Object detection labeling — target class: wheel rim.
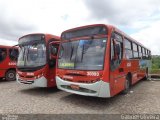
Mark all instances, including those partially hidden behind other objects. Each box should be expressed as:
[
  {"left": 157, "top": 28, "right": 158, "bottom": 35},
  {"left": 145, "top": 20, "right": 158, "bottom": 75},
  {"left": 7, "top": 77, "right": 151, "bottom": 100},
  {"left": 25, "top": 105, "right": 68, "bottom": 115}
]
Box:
[{"left": 8, "top": 72, "right": 15, "bottom": 79}]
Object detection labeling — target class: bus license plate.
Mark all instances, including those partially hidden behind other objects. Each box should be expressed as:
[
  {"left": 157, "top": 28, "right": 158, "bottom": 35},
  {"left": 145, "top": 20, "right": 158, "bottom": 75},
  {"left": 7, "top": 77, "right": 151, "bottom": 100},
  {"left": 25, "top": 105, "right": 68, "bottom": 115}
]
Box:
[{"left": 70, "top": 84, "right": 80, "bottom": 90}]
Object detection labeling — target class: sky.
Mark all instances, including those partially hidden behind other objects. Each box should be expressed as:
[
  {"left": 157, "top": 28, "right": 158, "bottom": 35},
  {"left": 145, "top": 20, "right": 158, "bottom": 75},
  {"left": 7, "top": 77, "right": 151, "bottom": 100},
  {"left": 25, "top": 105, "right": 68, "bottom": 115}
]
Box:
[{"left": 0, "top": 0, "right": 160, "bottom": 55}]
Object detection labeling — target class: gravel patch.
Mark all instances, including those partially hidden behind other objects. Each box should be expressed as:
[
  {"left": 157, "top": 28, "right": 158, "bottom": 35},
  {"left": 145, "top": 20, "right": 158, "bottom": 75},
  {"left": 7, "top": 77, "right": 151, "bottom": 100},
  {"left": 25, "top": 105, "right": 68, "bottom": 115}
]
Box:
[{"left": 0, "top": 79, "right": 159, "bottom": 114}]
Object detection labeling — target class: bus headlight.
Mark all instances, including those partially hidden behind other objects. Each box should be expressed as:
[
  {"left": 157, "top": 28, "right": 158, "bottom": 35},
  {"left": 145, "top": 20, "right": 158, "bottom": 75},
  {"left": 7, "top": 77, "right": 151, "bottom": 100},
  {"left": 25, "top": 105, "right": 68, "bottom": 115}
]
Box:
[{"left": 38, "top": 75, "right": 40, "bottom": 78}]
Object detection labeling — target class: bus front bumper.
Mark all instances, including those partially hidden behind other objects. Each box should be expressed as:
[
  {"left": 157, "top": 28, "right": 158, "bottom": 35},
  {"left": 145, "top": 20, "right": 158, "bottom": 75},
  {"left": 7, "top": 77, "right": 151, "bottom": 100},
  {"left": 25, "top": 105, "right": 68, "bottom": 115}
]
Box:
[
  {"left": 16, "top": 74, "right": 47, "bottom": 87},
  {"left": 56, "top": 76, "right": 111, "bottom": 98}
]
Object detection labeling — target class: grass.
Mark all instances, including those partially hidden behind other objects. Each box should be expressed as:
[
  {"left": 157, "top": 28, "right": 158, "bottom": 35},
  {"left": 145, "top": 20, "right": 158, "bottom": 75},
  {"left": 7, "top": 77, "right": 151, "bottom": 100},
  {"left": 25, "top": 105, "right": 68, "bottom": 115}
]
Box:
[
  {"left": 150, "top": 69, "right": 160, "bottom": 74},
  {"left": 151, "top": 55, "right": 160, "bottom": 74}
]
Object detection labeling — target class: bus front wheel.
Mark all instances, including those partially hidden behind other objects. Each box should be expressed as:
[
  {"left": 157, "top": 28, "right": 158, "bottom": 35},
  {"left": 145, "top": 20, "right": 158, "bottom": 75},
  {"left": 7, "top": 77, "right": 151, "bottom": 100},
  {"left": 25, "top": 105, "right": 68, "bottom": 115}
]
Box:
[{"left": 5, "top": 70, "right": 16, "bottom": 81}]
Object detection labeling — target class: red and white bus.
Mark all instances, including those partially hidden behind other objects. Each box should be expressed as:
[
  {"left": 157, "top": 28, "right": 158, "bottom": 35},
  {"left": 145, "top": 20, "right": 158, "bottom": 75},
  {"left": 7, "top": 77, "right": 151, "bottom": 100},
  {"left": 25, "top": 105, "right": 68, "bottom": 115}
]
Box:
[
  {"left": 16, "top": 33, "right": 60, "bottom": 87},
  {"left": 56, "top": 24, "right": 151, "bottom": 98},
  {"left": 0, "top": 45, "right": 18, "bottom": 81}
]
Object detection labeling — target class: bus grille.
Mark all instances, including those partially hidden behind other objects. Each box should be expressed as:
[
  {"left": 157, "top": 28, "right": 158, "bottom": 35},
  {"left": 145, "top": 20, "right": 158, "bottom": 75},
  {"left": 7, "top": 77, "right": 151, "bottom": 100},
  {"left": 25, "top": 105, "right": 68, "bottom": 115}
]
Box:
[
  {"left": 61, "top": 85, "right": 96, "bottom": 93},
  {"left": 18, "top": 79, "right": 34, "bottom": 84},
  {"left": 63, "top": 78, "right": 100, "bottom": 83}
]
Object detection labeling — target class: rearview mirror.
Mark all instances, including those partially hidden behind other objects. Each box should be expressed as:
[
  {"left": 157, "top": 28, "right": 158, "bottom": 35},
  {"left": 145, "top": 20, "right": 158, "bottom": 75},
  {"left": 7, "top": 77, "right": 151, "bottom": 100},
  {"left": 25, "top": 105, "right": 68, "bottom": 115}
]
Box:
[{"left": 50, "top": 46, "right": 57, "bottom": 56}]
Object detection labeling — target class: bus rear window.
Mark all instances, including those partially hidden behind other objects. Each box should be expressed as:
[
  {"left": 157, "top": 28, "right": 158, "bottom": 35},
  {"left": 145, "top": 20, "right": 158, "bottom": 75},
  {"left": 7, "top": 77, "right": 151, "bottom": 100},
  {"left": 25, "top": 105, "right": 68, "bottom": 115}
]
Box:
[{"left": 61, "top": 26, "right": 107, "bottom": 40}]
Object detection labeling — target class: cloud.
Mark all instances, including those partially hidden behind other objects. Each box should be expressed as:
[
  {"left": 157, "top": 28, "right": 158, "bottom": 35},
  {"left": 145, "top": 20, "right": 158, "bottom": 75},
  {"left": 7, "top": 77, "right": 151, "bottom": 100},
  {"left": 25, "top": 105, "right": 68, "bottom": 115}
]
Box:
[
  {"left": 131, "top": 21, "right": 160, "bottom": 55},
  {"left": 0, "top": 39, "right": 17, "bottom": 46},
  {"left": 84, "top": 0, "right": 160, "bottom": 55},
  {"left": 0, "top": 0, "right": 160, "bottom": 55},
  {"left": 0, "top": 0, "right": 39, "bottom": 43},
  {"left": 0, "top": 0, "right": 92, "bottom": 47},
  {"left": 0, "top": 0, "right": 90, "bottom": 46},
  {"left": 84, "top": 0, "right": 160, "bottom": 27}
]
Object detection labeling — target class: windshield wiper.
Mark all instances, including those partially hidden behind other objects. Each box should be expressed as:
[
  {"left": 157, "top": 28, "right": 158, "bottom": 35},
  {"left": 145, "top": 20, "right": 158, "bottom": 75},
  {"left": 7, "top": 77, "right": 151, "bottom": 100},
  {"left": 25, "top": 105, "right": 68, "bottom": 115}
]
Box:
[
  {"left": 26, "top": 46, "right": 30, "bottom": 61},
  {"left": 81, "top": 44, "right": 85, "bottom": 62},
  {"left": 70, "top": 46, "right": 74, "bottom": 60},
  {"left": 23, "top": 47, "right": 27, "bottom": 66},
  {"left": 81, "top": 43, "right": 90, "bottom": 62}
]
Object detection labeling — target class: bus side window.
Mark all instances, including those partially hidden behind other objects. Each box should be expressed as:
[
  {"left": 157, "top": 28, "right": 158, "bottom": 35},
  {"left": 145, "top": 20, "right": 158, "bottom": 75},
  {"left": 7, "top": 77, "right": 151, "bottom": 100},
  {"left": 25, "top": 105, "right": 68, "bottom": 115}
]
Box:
[
  {"left": 110, "top": 33, "right": 123, "bottom": 71},
  {"left": 124, "top": 38, "right": 133, "bottom": 59},
  {"left": 0, "top": 48, "right": 7, "bottom": 62},
  {"left": 9, "top": 49, "right": 19, "bottom": 61}
]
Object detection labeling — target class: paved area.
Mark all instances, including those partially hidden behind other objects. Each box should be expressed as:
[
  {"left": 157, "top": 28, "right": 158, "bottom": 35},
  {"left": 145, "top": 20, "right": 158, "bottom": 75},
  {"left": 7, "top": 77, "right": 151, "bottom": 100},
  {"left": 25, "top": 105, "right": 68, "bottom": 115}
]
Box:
[{"left": 0, "top": 79, "right": 160, "bottom": 114}]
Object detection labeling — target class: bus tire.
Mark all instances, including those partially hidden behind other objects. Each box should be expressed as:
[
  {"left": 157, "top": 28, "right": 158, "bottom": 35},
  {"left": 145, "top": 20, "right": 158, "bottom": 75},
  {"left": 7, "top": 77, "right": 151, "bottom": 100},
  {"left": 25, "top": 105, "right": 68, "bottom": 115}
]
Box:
[
  {"left": 144, "top": 68, "right": 148, "bottom": 80},
  {"left": 5, "top": 70, "right": 16, "bottom": 81},
  {"left": 122, "top": 76, "right": 130, "bottom": 94}
]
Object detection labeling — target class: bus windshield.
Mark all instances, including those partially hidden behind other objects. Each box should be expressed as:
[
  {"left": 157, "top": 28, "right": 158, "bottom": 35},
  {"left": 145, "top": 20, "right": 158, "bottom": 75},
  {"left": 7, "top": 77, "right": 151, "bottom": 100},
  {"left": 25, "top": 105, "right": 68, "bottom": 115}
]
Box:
[
  {"left": 58, "top": 38, "right": 107, "bottom": 70},
  {"left": 17, "top": 35, "right": 46, "bottom": 68}
]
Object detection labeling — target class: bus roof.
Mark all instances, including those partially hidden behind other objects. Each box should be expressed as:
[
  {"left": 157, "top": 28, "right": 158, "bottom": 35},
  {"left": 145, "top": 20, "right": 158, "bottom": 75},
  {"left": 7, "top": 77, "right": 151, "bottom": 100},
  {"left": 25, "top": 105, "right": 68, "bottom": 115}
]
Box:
[
  {"left": 0, "top": 45, "right": 16, "bottom": 48},
  {"left": 61, "top": 24, "right": 150, "bottom": 51},
  {"left": 61, "top": 24, "right": 107, "bottom": 35},
  {"left": 19, "top": 33, "right": 60, "bottom": 42}
]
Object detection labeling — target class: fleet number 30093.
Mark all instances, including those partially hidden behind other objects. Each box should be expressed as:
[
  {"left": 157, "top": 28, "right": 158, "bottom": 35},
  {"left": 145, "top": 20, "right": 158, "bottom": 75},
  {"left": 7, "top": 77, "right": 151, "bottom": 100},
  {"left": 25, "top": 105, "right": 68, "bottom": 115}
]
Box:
[{"left": 87, "top": 72, "right": 99, "bottom": 76}]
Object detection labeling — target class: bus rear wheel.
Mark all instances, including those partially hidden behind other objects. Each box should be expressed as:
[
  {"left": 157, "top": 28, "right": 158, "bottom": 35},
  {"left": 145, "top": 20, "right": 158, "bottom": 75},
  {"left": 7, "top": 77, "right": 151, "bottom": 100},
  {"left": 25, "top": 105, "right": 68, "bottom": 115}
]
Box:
[
  {"left": 5, "top": 70, "right": 16, "bottom": 81},
  {"left": 144, "top": 68, "right": 149, "bottom": 80},
  {"left": 122, "top": 76, "right": 130, "bottom": 94}
]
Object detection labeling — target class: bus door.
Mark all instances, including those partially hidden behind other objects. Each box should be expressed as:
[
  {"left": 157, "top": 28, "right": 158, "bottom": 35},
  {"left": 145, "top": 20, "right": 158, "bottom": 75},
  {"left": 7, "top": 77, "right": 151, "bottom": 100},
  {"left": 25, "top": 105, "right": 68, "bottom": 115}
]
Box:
[
  {"left": 110, "top": 33, "right": 125, "bottom": 95},
  {"left": 48, "top": 42, "right": 59, "bottom": 86}
]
